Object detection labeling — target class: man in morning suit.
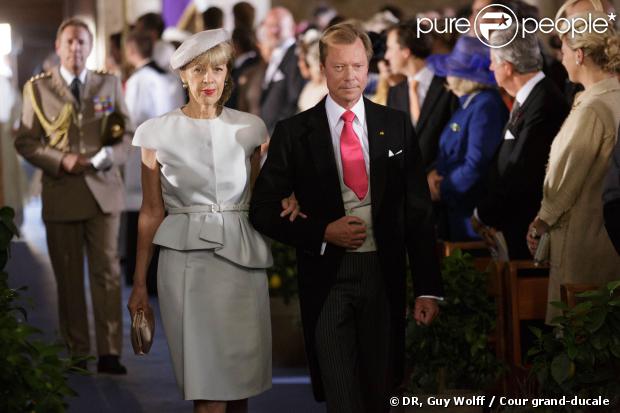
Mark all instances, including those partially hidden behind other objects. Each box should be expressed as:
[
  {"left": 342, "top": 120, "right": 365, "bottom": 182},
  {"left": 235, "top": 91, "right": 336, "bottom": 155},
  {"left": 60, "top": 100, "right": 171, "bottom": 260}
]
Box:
[
  {"left": 384, "top": 20, "right": 458, "bottom": 171},
  {"left": 250, "top": 22, "right": 443, "bottom": 412},
  {"left": 259, "top": 7, "right": 305, "bottom": 134},
  {"left": 15, "top": 18, "right": 130, "bottom": 374},
  {"left": 474, "top": 28, "right": 569, "bottom": 259}
]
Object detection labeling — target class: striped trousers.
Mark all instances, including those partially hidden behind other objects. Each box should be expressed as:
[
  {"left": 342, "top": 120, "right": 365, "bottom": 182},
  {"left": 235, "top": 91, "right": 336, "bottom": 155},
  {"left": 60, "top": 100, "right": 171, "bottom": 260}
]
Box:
[{"left": 314, "top": 252, "right": 392, "bottom": 413}]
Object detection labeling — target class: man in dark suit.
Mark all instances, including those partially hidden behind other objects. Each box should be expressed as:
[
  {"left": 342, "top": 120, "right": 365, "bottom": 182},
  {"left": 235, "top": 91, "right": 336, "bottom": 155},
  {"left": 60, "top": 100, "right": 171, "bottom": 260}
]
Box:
[
  {"left": 474, "top": 28, "right": 569, "bottom": 259},
  {"left": 384, "top": 21, "right": 458, "bottom": 171},
  {"left": 259, "top": 7, "right": 305, "bottom": 134},
  {"left": 603, "top": 125, "right": 620, "bottom": 255},
  {"left": 250, "top": 23, "right": 442, "bottom": 412}
]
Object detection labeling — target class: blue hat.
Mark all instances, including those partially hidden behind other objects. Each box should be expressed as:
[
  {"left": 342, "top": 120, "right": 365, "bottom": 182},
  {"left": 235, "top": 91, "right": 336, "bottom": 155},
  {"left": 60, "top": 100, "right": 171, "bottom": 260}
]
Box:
[{"left": 427, "top": 36, "right": 496, "bottom": 86}]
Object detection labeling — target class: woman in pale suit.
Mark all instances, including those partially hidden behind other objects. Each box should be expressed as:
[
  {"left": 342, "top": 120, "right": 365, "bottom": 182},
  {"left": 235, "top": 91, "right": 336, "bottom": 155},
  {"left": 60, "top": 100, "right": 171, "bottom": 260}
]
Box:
[
  {"left": 127, "top": 29, "right": 298, "bottom": 413},
  {"left": 527, "top": 12, "right": 620, "bottom": 323}
]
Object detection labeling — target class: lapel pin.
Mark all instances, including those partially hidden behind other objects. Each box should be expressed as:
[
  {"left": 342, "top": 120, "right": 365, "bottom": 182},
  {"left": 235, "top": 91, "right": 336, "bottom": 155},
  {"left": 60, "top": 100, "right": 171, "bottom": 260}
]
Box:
[{"left": 450, "top": 122, "right": 461, "bottom": 132}]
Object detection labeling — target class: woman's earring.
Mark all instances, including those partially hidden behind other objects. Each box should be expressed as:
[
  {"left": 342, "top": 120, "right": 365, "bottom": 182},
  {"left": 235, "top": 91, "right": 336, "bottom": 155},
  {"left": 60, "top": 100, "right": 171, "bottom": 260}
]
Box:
[{"left": 182, "top": 82, "right": 188, "bottom": 89}]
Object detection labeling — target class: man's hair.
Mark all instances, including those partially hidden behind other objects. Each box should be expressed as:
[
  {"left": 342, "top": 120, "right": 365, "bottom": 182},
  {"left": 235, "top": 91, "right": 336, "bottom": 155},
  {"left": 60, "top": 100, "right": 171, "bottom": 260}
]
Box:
[
  {"left": 319, "top": 21, "right": 373, "bottom": 65},
  {"left": 125, "top": 30, "right": 154, "bottom": 60},
  {"left": 136, "top": 13, "right": 165, "bottom": 38},
  {"left": 232, "top": 28, "right": 258, "bottom": 54},
  {"left": 389, "top": 20, "right": 432, "bottom": 60},
  {"left": 202, "top": 7, "right": 224, "bottom": 30},
  {"left": 56, "top": 18, "right": 93, "bottom": 42},
  {"left": 490, "top": 26, "right": 542, "bottom": 73},
  {"left": 233, "top": 2, "right": 255, "bottom": 30}
]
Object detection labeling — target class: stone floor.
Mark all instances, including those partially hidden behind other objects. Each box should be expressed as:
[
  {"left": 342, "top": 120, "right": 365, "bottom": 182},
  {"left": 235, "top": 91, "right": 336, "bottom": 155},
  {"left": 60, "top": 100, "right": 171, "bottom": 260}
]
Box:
[{"left": 6, "top": 198, "right": 323, "bottom": 413}]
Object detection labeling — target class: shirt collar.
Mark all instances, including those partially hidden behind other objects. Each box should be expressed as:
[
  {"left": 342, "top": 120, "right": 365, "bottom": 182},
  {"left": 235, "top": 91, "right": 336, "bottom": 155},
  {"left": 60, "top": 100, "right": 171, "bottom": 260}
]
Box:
[
  {"left": 459, "top": 91, "right": 481, "bottom": 109},
  {"left": 59, "top": 65, "right": 87, "bottom": 86},
  {"left": 325, "top": 94, "right": 366, "bottom": 128},
  {"left": 275, "top": 37, "right": 295, "bottom": 54},
  {"left": 515, "top": 71, "right": 545, "bottom": 105},
  {"left": 409, "top": 65, "right": 433, "bottom": 86}
]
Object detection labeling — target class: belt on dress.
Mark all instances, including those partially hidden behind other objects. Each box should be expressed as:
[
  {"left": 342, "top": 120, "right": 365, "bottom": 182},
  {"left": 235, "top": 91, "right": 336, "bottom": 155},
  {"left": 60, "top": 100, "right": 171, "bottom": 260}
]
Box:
[{"left": 167, "top": 204, "right": 249, "bottom": 214}]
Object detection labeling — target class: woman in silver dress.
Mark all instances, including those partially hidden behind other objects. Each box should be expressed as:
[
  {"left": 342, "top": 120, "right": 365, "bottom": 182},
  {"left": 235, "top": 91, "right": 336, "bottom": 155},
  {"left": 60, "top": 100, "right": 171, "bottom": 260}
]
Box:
[{"left": 127, "top": 29, "right": 299, "bottom": 413}]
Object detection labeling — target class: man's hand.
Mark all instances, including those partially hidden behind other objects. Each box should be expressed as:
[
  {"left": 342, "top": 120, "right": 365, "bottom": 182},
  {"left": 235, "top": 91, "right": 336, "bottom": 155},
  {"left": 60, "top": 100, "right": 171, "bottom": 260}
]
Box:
[
  {"left": 324, "top": 216, "right": 367, "bottom": 249},
  {"left": 280, "top": 193, "right": 307, "bottom": 222},
  {"left": 427, "top": 169, "right": 443, "bottom": 201},
  {"left": 413, "top": 297, "right": 439, "bottom": 325},
  {"left": 61, "top": 153, "right": 90, "bottom": 174}
]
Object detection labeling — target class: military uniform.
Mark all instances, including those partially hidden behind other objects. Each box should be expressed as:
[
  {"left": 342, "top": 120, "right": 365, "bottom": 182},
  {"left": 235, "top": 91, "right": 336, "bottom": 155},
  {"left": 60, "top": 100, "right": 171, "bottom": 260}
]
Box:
[{"left": 15, "top": 65, "right": 130, "bottom": 357}]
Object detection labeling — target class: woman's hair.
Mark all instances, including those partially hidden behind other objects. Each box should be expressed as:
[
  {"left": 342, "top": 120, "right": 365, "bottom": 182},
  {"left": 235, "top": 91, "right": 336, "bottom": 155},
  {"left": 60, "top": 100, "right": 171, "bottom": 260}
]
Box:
[
  {"left": 180, "top": 41, "right": 235, "bottom": 106},
  {"left": 560, "top": 11, "right": 620, "bottom": 74},
  {"left": 446, "top": 76, "right": 489, "bottom": 96}
]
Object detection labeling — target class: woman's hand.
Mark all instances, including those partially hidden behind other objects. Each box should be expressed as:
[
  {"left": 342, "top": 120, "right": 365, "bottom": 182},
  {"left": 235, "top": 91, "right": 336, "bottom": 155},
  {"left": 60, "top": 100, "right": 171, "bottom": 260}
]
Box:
[
  {"left": 427, "top": 170, "right": 444, "bottom": 202},
  {"left": 127, "top": 283, "right": 151, "bottom": 319},
  {"left": 280, "top": 193, "right": 307, "bottom": 222},
  {"left": 526, "top": 217, "right": 549, "bottom": 256}
]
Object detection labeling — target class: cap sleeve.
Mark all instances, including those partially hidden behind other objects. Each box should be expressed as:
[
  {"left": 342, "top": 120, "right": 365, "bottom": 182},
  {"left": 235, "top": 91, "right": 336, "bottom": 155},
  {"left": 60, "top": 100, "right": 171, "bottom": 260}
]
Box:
[
  {"left": 132, "top": 119, "right": 158, "bottom": 150},
  {"left": 254, "top": 117, "right": 269, "bottom": 146}
]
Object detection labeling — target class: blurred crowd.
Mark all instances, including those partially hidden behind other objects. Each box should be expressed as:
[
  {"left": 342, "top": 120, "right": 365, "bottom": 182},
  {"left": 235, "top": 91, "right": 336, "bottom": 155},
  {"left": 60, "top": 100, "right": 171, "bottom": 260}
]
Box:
[{"left": 2, "top": 0, "right": 620, "bottom": 319}]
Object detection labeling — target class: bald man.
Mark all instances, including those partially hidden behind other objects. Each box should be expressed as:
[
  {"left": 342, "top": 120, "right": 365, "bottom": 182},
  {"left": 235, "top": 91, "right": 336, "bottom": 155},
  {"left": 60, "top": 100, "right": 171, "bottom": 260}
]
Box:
[{"left": 259, "top": 7, "right": 305, "bottom": 134}]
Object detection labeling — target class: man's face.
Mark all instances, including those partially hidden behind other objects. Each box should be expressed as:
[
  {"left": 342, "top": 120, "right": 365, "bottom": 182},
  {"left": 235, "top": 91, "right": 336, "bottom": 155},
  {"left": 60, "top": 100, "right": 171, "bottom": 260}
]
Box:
[
  {"left": 321, "top": 38, "right": 369, "bottom": 109},
  {"left": 384, "top": 30, "right": 409, "bottom": 75},
  {"left": 56, "top": 25, "right": 92, "bottom": 74},
  {"left": 489, "top": 51, "right": 510, "bottom": 94},
  {"left": 262, "top": 11, "right": 281, "bottom": 46}
]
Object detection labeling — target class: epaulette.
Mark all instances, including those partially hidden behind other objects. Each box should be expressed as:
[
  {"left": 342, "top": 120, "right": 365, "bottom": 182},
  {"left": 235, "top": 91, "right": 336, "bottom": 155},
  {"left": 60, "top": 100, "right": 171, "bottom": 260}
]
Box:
[
  {"left": 28, "top": 71, "right": 51, "bottom": 82},
  {"left": 93, "top": 69, "right": 112, "bottom": 76}
]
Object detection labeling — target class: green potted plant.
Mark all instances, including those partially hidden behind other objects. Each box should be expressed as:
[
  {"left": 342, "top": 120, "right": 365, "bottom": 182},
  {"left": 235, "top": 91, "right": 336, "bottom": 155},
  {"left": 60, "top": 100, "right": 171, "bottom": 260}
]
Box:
[
  {"left": 0, "top": 206, "right": 82, "bottom": 412},
  {"left": 404, "top": 249, "right": 505, "bottom": 411},
  {"left": 526, "top": 281, "right": 620, "bottom": 412}
]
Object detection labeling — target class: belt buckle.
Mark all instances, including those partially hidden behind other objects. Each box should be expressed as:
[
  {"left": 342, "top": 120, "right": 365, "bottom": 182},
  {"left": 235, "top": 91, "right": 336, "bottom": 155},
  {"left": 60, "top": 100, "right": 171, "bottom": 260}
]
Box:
[{"left": 210, "top": 204, "right": 220, "bottom": 213}]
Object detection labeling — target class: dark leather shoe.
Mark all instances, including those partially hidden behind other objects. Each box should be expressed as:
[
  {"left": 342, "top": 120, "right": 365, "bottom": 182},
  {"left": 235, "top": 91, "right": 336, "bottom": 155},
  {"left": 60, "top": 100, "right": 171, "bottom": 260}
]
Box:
[{"left": 97, "top": 355, "right": 127, "bottom": 375}]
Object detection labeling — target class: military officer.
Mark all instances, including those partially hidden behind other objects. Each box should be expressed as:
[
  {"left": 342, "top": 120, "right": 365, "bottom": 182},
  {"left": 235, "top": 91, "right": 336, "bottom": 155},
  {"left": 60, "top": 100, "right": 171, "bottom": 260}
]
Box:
[{"left": 15, "top": 18, "right": 130, "bottom": 374}]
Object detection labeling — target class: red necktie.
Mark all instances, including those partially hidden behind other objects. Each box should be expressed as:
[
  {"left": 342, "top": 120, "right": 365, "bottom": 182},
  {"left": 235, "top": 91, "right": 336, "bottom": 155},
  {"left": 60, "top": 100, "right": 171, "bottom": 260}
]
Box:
[{"left": 340, "top": 110, "right": 368, "bottom": 200}]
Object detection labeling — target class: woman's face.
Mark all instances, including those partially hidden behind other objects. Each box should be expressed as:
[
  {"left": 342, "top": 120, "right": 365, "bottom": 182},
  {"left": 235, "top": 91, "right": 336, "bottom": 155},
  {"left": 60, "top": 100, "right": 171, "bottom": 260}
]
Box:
[
  {"left": 446, "top": 76, "right": 463, "bottom": 97},
  {"left": 181, "top": 57, "right": 228, "bottom": 107}
]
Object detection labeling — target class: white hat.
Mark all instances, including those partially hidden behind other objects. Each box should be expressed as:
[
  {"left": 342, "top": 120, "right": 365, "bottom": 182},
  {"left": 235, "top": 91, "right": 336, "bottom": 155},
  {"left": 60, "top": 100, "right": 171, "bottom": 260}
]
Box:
[{"left": 169, "top": 28, "right": 229, "bottom": 71}]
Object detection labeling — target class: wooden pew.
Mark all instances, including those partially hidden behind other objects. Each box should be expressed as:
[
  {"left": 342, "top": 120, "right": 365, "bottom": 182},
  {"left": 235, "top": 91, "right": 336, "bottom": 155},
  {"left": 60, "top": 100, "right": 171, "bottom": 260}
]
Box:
[
  {"left": 504, "top": 260, "right": 549, "bottom": 366},
  {"left": 560, "top": 283, "right": 599, "bottom": 308}
]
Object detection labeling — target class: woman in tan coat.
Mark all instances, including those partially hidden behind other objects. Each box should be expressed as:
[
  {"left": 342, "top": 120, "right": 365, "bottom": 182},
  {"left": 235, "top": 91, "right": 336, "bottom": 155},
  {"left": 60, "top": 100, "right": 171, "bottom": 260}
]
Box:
[{"left": 527, "top": 12, "right": 620, "bottom": 323}]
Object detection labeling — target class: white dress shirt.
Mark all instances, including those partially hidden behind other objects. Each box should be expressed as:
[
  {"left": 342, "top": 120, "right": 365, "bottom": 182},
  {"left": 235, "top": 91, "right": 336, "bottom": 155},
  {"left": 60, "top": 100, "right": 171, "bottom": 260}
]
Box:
[
  {"left": 408, "top": 65, "right": 434, "bottom": 109},
  {"left": 263, "top": 37, "right": 296, "bottom": 88},
  {"left": 60, "top": 65, "right": 113, "bottom": 170},
  {"left": 514, "top": 71, "right": 545, "bottom": 106}
]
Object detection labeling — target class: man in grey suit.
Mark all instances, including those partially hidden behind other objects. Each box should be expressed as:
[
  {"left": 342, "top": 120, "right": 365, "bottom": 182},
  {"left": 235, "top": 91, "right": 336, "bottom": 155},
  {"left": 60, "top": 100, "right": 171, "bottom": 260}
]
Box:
[{"left": 15, "top": 18, "right": 130, "bottom": 374}]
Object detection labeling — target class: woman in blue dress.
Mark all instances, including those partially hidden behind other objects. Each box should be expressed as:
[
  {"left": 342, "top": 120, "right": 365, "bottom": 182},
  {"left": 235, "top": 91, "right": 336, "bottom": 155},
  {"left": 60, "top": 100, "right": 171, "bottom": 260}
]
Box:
[{"left": 427, "top": 36, "right": 508, "bottom": 241}]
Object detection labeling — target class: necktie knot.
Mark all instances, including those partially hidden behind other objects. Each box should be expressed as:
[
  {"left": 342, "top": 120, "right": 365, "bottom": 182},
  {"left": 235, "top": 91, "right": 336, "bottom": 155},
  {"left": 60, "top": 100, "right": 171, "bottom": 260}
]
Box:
[{"left": 341, "top": 110, "right": 355, "bottom": 124}]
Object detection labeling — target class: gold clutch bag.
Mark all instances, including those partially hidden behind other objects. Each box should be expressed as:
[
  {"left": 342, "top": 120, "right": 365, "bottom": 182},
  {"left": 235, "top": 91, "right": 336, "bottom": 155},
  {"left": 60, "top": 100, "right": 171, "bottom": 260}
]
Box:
[{"left": 131, "top": 309, "right": 155, "bottom": 355}]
